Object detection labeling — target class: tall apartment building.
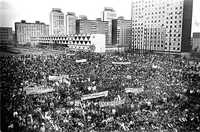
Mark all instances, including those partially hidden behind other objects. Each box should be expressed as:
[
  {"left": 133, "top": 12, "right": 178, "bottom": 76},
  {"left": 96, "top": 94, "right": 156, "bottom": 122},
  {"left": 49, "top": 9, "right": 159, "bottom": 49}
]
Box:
[
  {"left": 50, "top": 8, "right": 65, "bottom": 35},
  {"left": 76, "top": 19, "right": 109, "bottom": 45},
  {"left": 131, "top": 0, "right": 193, "bottom": 52},
  {"left": 0, "top": 27, "right": 13, "bottom": 45},
  {"left": 15, "top": 20, "right": 49, "bottom": 45},
  {"left": 102, "top": 7, "right": 117, "bottom": 45},
  {"left": 112, "top": 17, "right": 132, "bottom": 48},
  {"left": 192, "top": 32, "right": 200, "bottom": 52},
  {"left": 65, "top": 12, "right": 76, "bottom": 34}
]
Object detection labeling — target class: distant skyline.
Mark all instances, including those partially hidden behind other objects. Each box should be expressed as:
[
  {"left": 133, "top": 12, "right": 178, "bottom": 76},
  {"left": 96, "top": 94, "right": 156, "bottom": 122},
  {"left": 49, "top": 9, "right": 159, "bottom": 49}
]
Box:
[{"left": 0, "top": 0, "right": 200, "bottom": 33}]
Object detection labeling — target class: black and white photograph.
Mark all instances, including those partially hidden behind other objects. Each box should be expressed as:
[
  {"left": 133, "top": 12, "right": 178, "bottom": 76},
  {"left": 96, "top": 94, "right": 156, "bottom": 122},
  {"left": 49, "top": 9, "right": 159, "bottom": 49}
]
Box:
[{"left": 0, "top": 0, "right": 200, "bottom": 131}]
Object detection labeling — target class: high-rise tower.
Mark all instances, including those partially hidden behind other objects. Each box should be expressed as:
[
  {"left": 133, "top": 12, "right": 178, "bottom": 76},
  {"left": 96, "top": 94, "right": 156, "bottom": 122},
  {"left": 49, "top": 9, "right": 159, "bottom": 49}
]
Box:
[
  {"left": 65, "top": 12, "right": 76, "bottom": 35},
  {"left": 50, "top": 8, "right": 65, "bottom": 35},
  {"left": 131, "top": 0, "right": 193, "bottom": 52},
  {"left": 102, "top": 7, "right": 117, "bottom": 45}
]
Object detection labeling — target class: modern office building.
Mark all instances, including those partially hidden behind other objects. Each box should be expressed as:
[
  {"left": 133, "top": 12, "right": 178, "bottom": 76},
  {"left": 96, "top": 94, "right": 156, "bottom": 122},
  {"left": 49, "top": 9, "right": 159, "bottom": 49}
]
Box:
[
  {"left": 65, "top": 12, "right": 76, "bottom": 35},
  {"left": 0, "top": 27, "right": 13, "bottom": 45},
  {"left": 112, "top": 17, "right": 132, "bottom": 49},
  {"left": 102, "top": 7, "right": 117, "bottom": 22},
  {"left": 15, "top": 20, "right": 49, "bottom": 45},
  {"left": 50, "top": 8, "right": 65, "bottom": 35},
  {"left": 192, "top": 32, "right": 200, "bottom": 52},
  {"left": 76, "top": 19, "right": 109, "bottom": 45},
  {"left": 33, "top": 34, "right": 106, "bottom": 53},
  {"left": 131, "top": 0, "right": 193, "bottom": 52},
  {"left": 101, "top": 7, "right": 117, "bottom": 45}
]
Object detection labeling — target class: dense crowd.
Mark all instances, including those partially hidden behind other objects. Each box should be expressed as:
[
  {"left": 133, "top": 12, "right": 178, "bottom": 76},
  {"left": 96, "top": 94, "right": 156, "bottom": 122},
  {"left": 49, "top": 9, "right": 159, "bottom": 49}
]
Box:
[{"left": 1, "top": 50, "right": 200, "bottom": 132}]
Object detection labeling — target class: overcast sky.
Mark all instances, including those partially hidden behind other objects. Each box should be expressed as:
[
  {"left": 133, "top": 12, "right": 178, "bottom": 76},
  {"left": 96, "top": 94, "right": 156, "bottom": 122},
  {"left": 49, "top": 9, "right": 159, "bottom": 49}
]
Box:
[{"left": 0, "top": 0, "right": 200, "bottom": 33}]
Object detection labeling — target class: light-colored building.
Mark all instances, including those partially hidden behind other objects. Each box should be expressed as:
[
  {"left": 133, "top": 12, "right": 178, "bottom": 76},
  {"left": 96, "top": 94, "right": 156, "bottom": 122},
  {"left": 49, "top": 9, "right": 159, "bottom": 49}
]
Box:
[
  {"left": 50, "top": 8, "right": 65, "bottom": 35},
  {"left": 102, "top": 7, "right": 117, "bottom": 22},
  {"left": 0, "top": 27, "right": 13, "bottom": 45},
  {"left": 101, "top": 7, "right": 117, "bottom": 45},
  {"left": 131, "top": 0, "right": 193, "bottom": 52},
  {"left": 76, "top": 19, "right": 109, "bottom": 45},
  {"left": 15, "top": 20, "right": 49, "bottom": 45},
  {"left": 192, "top": 32, "right": 200, "bottom": 52},
  {"left": 65, "top": 12, "right": 76, "bottom": 35},
  {"left": 33, "top": 34, "right": 106, "bottom": 53},
  {"left": 112, "top": 17, "right": 132, "bottom": 49}
]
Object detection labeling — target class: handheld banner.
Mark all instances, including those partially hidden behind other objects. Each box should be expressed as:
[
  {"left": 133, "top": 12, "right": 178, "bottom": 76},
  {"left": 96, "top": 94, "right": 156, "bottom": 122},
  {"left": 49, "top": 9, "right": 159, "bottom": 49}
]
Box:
[{"left": 81, "top": 91, "right": 108, "bottom": 100}]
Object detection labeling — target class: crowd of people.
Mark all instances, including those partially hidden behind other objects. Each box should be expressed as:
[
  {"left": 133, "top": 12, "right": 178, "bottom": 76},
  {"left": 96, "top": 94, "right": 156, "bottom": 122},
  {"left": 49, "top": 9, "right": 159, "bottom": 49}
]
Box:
[{"left": 1, "top": 49, "right": 200, "bottom": 132}]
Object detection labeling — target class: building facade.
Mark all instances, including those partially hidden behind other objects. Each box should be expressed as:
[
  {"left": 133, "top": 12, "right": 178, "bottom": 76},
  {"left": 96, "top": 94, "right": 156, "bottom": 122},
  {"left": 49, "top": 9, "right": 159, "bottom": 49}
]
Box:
[
  {"left": 102, "top": 7, "right": 117, "bottom": 22},
  {"left": 131, "top": 0, "right": 193, "bottom": 52},
  {"left": 101, "top": 7, "right": 117, "bottom": 45},
  {"left": 33, "top": 34, "right": 106, "bottom": 53},
  {"left": 15, "top": 20, "right": 49, "bottom": 45},
  {"left": 50, "top": 8, "right": 65, "bottom": 35},
  {"left": 0, "top": 27, "right": 13, "bottom": 45},
  {"left": 78, "top": 15, "right": 88, "bottom": 20},
  {"left": 192, "top": 32, "right": 200, "bottom": 52},
  {"left": 112, "top": 17, "right": 132, "bottom": 49},
  {"left": 65, "top": 12, "right": 76, "bottom": 35},
  {"left": 76, "top": 19, "right": 109, "bottom": 45}
]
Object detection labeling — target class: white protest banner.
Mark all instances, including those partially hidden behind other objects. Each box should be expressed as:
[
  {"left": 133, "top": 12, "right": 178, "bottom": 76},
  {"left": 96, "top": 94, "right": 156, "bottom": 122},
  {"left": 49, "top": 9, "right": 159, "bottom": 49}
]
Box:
[
  {"left": 76, "top": 59, "right": 87, "bottom": 63},
  {"left": 27, "top": 88, "right": 55, "bottom": 95},
  {"left": 99, "top": 98, "right": 126, "bottom": 107},
  {"left": 112, "top": 62, "right": 131, "bottom": 65},
  {"left": 61, "top": 75, "right": 69, "bottom": 78},
  {"left": 81, "top": 91, "right": 108, "bottom": 100},
  {"left": 66, "top": 53, "right": 75, "bottom": 56},
  {"left": 25, "top": 86, "right": 55, "bottom": 95},
  {"left": 125, "top": 88, "right": 144, "bottom": 94},
  {"left": 48, "top": 76, "right": 60, "bottom": 81},
  {"left": 49, "top": 75, "right": 69, "bottom": 81}
]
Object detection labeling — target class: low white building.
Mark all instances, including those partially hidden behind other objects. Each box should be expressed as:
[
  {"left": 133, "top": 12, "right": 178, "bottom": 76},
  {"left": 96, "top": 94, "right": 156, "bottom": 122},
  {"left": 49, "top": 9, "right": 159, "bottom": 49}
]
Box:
[{"left": 32, "top": 34, "right": 106, "bottom": 53}]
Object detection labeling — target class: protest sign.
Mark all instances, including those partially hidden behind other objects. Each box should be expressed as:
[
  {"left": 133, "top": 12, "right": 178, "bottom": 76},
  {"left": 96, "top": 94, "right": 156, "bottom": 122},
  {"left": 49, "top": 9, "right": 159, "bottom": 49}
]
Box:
[
  {"left": 76, "top": 59, "right": 87, "bottom": 63},
  {"left": 125, "top": 88, "right": 144, "bottom": 94},
  {"left": 112, "top": 62, "right": 131, "bottom": 65},
  {"left": 81, "top": 91, "right": 108, "bottom": 100},
  {"left": 66, "top": 53, "right": 75, "bottom": 56},
  {"left": 48, "top": 76, "right": 60, "bottom": 81},
  {"left": 99, "top": 98, "right": 126, "bottom": 107},
  {"left": 24, "top": 86, "right": 55, "bottom": 95},
  {"left": 48, "top": 75, "right": 69, "bottom": 81}
]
